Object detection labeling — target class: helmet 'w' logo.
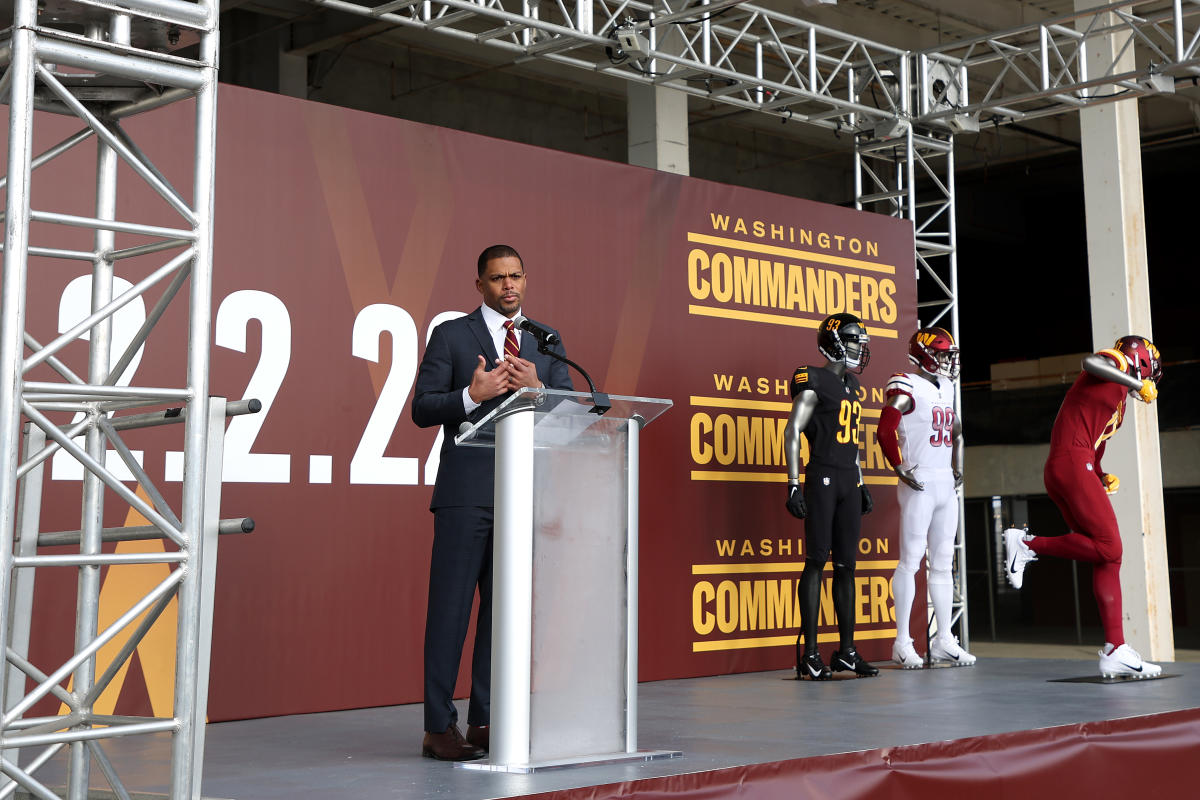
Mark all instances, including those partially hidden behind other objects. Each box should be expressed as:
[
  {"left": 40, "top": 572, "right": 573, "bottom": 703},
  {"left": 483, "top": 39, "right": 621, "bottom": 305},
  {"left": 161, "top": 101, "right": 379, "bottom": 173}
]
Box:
[{"left": 915, "top": 332, "right": 937, "bottom": 346}]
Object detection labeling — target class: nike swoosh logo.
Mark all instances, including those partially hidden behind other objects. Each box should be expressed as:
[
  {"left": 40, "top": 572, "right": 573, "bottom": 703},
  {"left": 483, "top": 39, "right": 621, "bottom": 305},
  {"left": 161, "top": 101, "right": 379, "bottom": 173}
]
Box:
[
  {"left": 944, "top": 651, "right": 960, "bottom": 661},
  {"left": 806, "top": 663, "right": 821, "bottom": 677},
  {"left": 1118, "top": 661, "right": 1143, "bottom": 672},
  {"left": 1009, "top": 553, "right": 1020, "bottom": 573}
]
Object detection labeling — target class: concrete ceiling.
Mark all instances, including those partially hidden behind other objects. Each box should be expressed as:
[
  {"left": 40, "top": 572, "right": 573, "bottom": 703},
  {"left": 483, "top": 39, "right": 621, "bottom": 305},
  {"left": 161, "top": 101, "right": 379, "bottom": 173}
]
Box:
[{"left": 225, "top": 0, "right": 1200, "bottom": 173}]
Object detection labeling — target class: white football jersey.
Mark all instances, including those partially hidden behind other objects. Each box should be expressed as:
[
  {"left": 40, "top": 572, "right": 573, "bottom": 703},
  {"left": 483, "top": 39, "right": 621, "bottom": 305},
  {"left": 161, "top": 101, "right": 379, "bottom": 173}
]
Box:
[{"left": 885, "top": 372, "right": 957, "bottom": 473}]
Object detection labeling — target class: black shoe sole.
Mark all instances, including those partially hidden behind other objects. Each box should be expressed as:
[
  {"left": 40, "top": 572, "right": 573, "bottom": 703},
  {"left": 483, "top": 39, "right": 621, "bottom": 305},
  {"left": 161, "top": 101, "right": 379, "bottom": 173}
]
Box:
[
  {"left": 833, "top": 659, "right": 879, "bottom": 677},
  {"left": 421, "top": 747, "right": 487, "bottom": 761}
]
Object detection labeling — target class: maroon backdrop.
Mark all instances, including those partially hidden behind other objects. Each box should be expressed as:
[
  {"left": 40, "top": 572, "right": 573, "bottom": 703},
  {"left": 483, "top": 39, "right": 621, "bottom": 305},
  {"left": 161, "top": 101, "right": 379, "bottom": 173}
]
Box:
[{"left": 13, "top": 85, "right": 917, "bottom": 720}]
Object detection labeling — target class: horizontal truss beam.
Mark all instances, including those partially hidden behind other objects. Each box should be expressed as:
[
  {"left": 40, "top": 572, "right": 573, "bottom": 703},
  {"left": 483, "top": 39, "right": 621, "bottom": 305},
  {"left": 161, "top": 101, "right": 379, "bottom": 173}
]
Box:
[{"left": 302, "top": 0, "right": 1200, "bottom": 133}]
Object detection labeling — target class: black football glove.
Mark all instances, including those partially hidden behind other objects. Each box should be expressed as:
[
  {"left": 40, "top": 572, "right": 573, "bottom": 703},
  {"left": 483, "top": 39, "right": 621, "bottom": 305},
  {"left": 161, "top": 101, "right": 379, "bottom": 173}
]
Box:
[
  {"left": 861, "top": 485, "right": 873, "bottom": 515},
  {"left": 785, "top": 485, "right": 807, "bottom": 519}
]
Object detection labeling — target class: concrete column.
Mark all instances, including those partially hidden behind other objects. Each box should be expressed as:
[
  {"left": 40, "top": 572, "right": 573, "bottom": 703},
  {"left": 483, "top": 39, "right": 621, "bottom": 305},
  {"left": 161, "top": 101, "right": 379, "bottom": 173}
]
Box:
[
  {"left": 279, "top": 36, "right": 308, "bottom": 99},
  {"left": 627, "top": 84, "right": 689, "bottom": 175},
  {"left": 1075, "top": 2, "right": 1172, "bottom": 660}
]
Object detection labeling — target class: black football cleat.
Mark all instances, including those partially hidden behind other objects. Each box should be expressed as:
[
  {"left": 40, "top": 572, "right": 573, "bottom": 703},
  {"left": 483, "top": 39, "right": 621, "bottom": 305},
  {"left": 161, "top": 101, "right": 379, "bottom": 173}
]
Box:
[
  {"left": 831, "top": 646, "right": 879, "bottom": 677},
  {"left": 798, "top": 652, "right": 833, "bottom": 681}
]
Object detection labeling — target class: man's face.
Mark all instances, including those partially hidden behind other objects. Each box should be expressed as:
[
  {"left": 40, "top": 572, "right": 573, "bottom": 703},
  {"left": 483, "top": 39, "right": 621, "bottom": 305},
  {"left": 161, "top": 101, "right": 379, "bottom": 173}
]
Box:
[{"left": 476, "top": 255, "right": 525, "bottom": 318}]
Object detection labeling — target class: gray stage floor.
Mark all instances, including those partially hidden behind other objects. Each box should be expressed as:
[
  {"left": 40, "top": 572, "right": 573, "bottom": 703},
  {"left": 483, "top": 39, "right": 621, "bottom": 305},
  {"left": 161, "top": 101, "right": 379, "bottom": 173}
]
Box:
[{"left": 29, "top": 657, "right": 1200, "bottom": 799}]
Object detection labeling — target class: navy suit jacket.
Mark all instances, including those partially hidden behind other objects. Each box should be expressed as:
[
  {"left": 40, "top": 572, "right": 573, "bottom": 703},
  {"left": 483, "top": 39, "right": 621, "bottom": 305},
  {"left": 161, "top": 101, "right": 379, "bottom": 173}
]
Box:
[{"left": 412, "top": 307, "right": 573, "bottom": 509}]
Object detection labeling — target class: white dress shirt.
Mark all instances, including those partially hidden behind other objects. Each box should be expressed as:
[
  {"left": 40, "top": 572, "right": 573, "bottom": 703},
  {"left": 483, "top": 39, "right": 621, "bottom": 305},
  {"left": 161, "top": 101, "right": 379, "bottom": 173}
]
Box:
[{"left": 461, "top": 304, "right": 523, "bottom": 414}]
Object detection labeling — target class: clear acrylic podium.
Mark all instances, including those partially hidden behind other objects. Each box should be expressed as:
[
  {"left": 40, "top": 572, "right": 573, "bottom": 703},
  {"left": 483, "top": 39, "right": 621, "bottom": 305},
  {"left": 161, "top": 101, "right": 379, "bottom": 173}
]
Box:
[{"left": 454, "top": 388, "right": 676, "bottom": 772}]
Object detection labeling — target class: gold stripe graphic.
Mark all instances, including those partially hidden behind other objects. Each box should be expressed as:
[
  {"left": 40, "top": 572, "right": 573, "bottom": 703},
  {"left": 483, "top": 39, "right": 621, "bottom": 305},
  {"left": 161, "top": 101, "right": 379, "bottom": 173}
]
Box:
[
  {"left": 692, "top": 627, "right": 896, "bottom": 652},
  {"left": 688, "top": 304, "right": 899, "bottom": 338},
  {"left": 691, "top": 471, "right": 787, "bottom": 483},
  {"left": 690, "top": 396, "right": 791, "bottom": 412},
  {"left": 688, "top": 396, "right": 882, "bottom": 417},
  {"left": 687, "top": 231, "right": 897, "bottom": 274},
  {"left": 692, "top": 560, "right": 899, "bottom": 574},
  {"left": 690, "top": 471, "right": 898, "bottom": 486}
]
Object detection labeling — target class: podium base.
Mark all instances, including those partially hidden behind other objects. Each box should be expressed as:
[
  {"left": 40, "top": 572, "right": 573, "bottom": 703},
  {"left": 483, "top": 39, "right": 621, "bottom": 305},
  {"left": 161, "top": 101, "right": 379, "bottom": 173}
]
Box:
[{"left": 456, "top": 748, "right": 682, "bottom": 773}]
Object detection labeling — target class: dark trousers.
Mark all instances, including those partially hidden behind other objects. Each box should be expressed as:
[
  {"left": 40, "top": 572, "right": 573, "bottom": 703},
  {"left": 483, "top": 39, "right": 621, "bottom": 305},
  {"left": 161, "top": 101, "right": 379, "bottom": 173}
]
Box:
[
  {"left": 423, "top": 505, "right": 493, "bottom": 733},
  {"left": 797, "top": 464, "right": 862, "bottom": 654}
]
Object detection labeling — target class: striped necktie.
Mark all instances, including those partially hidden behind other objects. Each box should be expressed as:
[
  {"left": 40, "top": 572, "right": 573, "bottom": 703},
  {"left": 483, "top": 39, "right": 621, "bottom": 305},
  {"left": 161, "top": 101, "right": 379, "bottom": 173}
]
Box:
[{"left": 503, "top": 320, "right": 520, "bottom": 360}]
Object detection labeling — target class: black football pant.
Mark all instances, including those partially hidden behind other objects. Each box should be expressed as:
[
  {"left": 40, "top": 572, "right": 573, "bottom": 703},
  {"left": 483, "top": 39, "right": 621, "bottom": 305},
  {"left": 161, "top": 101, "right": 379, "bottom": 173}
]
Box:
[{"left": 796, "top": 464, "right": 861, "bottom": 656}]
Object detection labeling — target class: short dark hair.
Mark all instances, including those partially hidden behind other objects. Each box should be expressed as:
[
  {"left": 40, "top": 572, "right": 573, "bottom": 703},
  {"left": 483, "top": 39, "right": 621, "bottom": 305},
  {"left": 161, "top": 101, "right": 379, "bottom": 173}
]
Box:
[{"left": 477, "top": 244, "right": 524, "bottom": 277}]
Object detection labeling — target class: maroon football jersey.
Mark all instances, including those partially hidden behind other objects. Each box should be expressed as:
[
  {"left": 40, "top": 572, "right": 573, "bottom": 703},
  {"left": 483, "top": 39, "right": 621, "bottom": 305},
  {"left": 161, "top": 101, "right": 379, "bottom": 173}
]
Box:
[{"left": 1049, "top": 360, "right": 1129, "bottom": 456}]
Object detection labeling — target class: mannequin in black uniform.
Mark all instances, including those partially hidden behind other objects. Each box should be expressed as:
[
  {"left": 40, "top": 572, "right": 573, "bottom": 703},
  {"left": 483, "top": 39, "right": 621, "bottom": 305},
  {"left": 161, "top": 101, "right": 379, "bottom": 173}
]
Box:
[{"left": 784, "top": 313, "right": 878, "bottom": 680}]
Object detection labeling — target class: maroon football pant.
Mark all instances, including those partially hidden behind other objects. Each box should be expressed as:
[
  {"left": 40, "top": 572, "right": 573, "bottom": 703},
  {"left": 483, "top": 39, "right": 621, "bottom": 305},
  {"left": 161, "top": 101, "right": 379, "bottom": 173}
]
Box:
[{"left": 1034, "top": 452, "right": 1125, "bottom": 647}]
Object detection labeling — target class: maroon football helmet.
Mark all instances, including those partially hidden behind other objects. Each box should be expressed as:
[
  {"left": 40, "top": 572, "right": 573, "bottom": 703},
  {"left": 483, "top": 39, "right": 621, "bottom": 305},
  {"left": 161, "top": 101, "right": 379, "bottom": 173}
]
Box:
[
  {"left": 907, "top": 326, "right": 960, "bottom": 379},
  {"left": 1113, "top": 335, "right": 1162, "bottom": 384}
]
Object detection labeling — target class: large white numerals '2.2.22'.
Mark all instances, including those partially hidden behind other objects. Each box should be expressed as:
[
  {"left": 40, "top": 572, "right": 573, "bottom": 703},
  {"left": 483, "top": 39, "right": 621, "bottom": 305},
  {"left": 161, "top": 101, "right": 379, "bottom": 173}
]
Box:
[
  {"left": 218, "top": 298, "right": 460, "bottom": 486},
  {"left": 421, "top": 311, "right": 466, "bottom": 486},
  {"left": 53, "top": 281, "right": 460, "bottom": 486},
  {"left": 350, "top": 304, "right": 418, "bottom": 485},
  {"left": 52, "top": 275, "right": 147, "bottom": 481},
  {"left": 349, "top": 307, "right": 465, "bottom": 485},
  {"left": 216, "top": 290, "right": 292, "bottom": 483}
]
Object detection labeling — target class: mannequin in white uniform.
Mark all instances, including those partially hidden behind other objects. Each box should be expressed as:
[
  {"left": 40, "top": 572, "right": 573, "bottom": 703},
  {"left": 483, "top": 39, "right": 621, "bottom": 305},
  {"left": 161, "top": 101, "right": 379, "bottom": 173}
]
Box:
[{"left": 878, "top": 327, "right": 975, "bottom": 668}]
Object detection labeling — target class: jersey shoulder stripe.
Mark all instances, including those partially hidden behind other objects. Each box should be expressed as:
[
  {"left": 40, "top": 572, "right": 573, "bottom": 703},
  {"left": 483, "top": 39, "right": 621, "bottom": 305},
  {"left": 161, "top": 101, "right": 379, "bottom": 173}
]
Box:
[
  {"left": 791, "top": 365, "right": 816, "bottom": 397},
  {"left": 885, "top": 372, "right": 917, "bottom": 413},
  {"left": 1097, "top": 348, "right": 1128, "bottom": 372}
]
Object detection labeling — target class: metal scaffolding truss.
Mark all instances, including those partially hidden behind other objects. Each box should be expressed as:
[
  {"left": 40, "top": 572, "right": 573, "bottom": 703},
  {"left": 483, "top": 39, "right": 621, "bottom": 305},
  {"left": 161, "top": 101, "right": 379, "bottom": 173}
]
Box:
[
  {"left": 914, "top": 0, "right": 1200, "bottom": 127},
  {"left": 854, "top": 130, "right": 968, "bottom": 651},
  {"left": 304, "top": 0, "right": 1200, "bottom": 133},
  {"left": 0, "top": 0, "right": 230, "bottom": 797}
]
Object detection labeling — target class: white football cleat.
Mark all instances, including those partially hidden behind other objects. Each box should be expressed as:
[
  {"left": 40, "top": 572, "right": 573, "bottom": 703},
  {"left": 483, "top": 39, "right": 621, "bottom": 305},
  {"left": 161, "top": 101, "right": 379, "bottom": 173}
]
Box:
[
  {"left": 930, "top": 635, "right": 977, "bottom": 666},
  {"left": 1099, "top": 643, "right": 1162, "bottom": 679},
  {"left": 1003, "top": 527, "right": 1037, "bottom": 589},
  {"left": 892, "top": 639, "right": 924, "bottom": 669}
]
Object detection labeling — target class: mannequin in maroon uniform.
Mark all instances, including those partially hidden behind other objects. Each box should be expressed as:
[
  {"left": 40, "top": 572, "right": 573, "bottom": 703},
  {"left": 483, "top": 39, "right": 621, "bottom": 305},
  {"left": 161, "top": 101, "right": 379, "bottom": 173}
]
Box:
[{"left": 1003, "top": 335, "right": 1163, "bottom": 679}]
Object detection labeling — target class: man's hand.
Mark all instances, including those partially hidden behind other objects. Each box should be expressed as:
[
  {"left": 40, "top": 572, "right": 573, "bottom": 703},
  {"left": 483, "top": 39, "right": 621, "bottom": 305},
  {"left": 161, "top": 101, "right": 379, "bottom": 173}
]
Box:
[
  {"left": 504, "top": 356, "right": 542, "bottom": 392},
  {"left": 860, "top": 485, "right": 873, "bottom": 515},
  {"left": 895, "top": 464, "right": 924, "bottom": 491},
  {"left": 1102, "top": 472, "right": 1120, "bottom": 495},
  {"left": 785, "top": 485, "right": 807, "bottom": 519},
  {"left": 1137, "top": 379, "right": 1158, "bottom": 404},
  {"left": 467, "top": 356, "right": 512, "bottom": 404}
]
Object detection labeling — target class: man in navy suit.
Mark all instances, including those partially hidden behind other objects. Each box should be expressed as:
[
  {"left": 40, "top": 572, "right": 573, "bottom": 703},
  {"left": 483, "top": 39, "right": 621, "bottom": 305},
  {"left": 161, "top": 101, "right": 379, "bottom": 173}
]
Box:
[{"left": 412, "top": 244, "right": 571, "bottom": 761}]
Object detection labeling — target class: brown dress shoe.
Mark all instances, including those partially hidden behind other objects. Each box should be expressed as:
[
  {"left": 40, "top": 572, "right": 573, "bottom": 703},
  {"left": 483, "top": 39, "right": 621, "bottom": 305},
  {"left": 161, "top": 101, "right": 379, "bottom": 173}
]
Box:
[
  {"left": 421, "top": 724, "right": 486, "bottom": 761},
  {"left": 466, "top": 724, "right": 489, "bottom": 752}
]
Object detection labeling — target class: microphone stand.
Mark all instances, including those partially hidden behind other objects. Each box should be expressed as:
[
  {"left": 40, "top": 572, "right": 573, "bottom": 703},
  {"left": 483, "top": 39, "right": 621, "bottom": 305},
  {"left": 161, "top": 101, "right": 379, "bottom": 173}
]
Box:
[{"left": 535, "top": 341, "right": 611, "bottom": 415}]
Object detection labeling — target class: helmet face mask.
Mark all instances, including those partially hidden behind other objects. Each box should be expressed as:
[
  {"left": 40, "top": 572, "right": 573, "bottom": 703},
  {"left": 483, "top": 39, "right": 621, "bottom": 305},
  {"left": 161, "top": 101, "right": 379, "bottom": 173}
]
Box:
[
  {"left": 1113, "top": 335, "right": 1162, "bottom": 387},
  {"left": 908, "top": 327, "right": 960, "bottom": 380},
  {"left": 818, "top": 313, "right": 871, "bottom": 374}
]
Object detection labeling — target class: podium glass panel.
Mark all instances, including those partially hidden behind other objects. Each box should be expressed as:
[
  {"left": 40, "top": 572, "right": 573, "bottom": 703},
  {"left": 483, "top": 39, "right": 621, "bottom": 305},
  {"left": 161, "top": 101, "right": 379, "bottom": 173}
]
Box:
[
  {"left": 529, "top": 411, "right": 627, "bottom": 760},
  {"left": 456, "top": 389, "right": 672, "bottom": 451},
  {"left": 456, "top": 388, "right": 676, "bottom": 771}
]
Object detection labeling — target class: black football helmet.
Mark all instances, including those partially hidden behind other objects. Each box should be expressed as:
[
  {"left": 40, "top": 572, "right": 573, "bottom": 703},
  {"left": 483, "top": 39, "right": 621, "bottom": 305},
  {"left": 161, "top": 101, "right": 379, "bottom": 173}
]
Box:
[
  {"left": 1112, "top": 335, "right": 1162, "bottom": 384},
  {"left": 817, "top": 313, "right": 870, "bottom": 373},
  {"left": 908, "top": 326, "right": 960, "bottom": 379}
]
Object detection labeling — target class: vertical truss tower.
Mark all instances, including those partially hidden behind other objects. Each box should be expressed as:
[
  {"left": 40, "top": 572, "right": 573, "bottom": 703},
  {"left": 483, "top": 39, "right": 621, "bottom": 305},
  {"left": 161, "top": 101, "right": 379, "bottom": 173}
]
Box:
[
  {"left": 854, "top": 124, "right": 965, "bottom": 650},
  {"left": 0, "top": 0, "right": 221, "bottom": 796}
]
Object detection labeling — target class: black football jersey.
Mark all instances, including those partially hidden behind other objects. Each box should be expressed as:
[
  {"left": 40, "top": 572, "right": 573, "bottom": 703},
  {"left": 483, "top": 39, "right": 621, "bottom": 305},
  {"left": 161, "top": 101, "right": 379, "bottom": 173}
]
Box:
[{"left": 789, "top": 365, "right": 863, "bottom": 469}]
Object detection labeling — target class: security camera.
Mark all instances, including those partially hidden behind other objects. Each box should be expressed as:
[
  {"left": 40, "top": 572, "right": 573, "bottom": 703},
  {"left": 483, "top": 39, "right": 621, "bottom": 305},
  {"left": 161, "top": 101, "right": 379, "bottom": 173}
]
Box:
[{"left": 614, "top": 27, "right": 651, "bottom": 58}]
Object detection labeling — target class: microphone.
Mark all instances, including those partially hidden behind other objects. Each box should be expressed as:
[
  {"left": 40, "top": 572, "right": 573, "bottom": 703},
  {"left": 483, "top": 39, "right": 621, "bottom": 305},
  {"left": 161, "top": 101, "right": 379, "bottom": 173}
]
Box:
[{"left": 512, "top": 315, "right": 560, "bottom": 347}]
